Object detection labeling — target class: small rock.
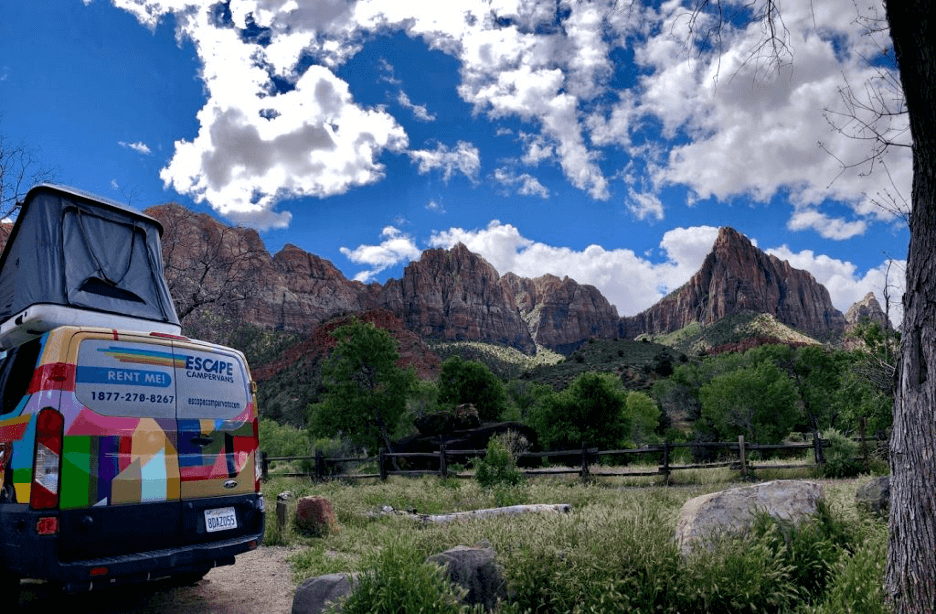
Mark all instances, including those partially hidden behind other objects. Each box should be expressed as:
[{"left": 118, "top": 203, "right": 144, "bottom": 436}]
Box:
[
  {"left": 291, "top": 573, "right": 359, "bottom": 614},
  {"left": 855, "top": 475, "right": 890, "bottom": 518},
  {"left": 295, "top": 496, "right": 339, "bottom": 537},
  {"left": 427, "top": 540, "right": 508, "bottom": 611}
]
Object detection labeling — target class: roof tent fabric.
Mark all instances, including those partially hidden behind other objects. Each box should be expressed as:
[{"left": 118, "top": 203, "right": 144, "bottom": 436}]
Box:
[{"left": 0, "top": 184, "right": 180, "bottom": 327}]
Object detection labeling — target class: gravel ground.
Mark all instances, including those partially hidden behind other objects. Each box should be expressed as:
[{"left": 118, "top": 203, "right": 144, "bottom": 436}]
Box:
[{"left": 17, "top": 546, "right": 297, "bottom": 614}]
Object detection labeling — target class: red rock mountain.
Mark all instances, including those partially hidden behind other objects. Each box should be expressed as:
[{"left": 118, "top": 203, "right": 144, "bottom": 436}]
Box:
[
  {"left": 500, "top": 273, "right": 619, "bottom": 353},
  {"left": 0, "top": 203, "right": 867, "bottom": 353},
  {"left": 620, "top": 227, "right": 847, "bottom": 341}
]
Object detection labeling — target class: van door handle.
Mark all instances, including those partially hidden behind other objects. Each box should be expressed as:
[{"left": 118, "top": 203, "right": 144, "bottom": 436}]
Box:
[{"left": 190, "top": 435, "right": 214, "bottom": 447}]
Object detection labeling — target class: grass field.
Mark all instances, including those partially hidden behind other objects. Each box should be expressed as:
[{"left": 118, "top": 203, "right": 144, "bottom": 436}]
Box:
[{"left": 262, "top": 469, "right": 889, "bottom": 613}]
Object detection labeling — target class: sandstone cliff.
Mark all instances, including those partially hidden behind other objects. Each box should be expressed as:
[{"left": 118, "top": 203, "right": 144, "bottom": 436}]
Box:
[
  {"left": 387, "top": 244, "right": 536, "bottom": 353},
  {"left": 620, "top": 227, "right": 847, "bottom": 341},
  {"left": 500, "top": 272, "right": 619, "bottom": 353}
]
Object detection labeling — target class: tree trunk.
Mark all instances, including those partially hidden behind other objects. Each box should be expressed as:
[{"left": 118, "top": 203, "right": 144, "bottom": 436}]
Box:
[{"left": 886, "top": 2, "right": 936, "bottom": 612}]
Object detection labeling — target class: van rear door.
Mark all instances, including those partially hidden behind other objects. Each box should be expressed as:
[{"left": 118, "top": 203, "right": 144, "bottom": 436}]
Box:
[{"left": 172, "top": 340, "right": 259, "bottom": 547}]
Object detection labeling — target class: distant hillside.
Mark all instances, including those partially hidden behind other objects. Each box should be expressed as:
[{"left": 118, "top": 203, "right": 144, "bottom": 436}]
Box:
[
  {"left": 646, "top": 311, "right": 820, "bottom": 355},
  {"left": 522, "top": 337, "right": 687, "bottom": 391}
]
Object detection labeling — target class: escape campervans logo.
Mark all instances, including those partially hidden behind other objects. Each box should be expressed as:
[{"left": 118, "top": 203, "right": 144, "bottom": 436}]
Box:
[{"left": 184, "top": 356, "right": 235, "bottom": 384}]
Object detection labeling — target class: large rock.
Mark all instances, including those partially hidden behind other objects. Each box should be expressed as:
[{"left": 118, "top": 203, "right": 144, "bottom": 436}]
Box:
[
  {"left": 291, "top": 572, "right": 360, "bottom": 614},
  {"left": 855, "top": 475, "right": 890, "bottom": 518},
  {"left": 427, "top": 541, "right": 508, "bottom": 611},
  {"left": 674, "top": 480, "right": 825, "bottom": 554},
  {"left": 621, "top": 227, "right": 847, "bottom": 342},
  {"left": 501, "top": 273, "right": 620, "bottom": 354}
]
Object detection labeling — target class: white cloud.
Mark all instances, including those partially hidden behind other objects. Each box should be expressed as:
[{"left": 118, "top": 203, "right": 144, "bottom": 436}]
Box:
[
  {"left": 340, "top": 226, "right": 420, "bottom": 283},
  {"left": 493, "top": 168, "right": 549, "bottom": 198},
  {"left": 408, "top": 141, "right": 481, "bottom": 182},
  {"left": 119, "top": 140, "right": 152, "bottom": 155},
  {"left": 397, "top": 91, "right": 436, "bottom": 122},
  {"left": 632, "top": 0, "right": 910, "bottom": 232},
  {"left": 787, "top": 208, "right": 868, "bottom": 240},
  {"left": 627, "top": 188, "right": 664, "bottom": 221},
  {"left": 426, "top": 200, "right": 445, "bottom": 213},
  {"left": 767, "top": 245, "right": 905, "bottom": 326}
]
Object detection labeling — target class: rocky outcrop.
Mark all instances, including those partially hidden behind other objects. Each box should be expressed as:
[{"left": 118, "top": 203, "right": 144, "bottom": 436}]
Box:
[
  {"left": 621, "top": 227, "right": 847, "bottom": 341},
  {"left": 391, "top": 244, "right": 536, "bottom": 353},
  {"left": 845, "top": 292, "right": 890, "bottom": 330},
  {"left": 674, "top": 480, "right": 825, "bottom": 555},
  {"left": 501, "top": 273, "right": 619, "bottom": 353}
]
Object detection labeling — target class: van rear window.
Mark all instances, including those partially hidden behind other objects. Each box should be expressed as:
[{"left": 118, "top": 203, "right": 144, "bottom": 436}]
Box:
[
  {"left": 75, "top": 339, "right": 177, "bottom": 419},
  {"left": 175, "top": 347, "right": 249, "bottom": 420},
  {"left": 74, "top": 340, "right": 249, "bottom": 420}
]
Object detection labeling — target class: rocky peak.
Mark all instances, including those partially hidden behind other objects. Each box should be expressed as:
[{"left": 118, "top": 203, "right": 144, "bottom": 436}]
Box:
[
  {"left": 621, "top": 227, "right": 847, "bottom": 341},
  {"left": 389, "top": 244, "right": 536, "bottom": 353},
  {"left": 845, "top": 292, "right": 891, "bottom": 330},
  {"left": 500, "top": 272, "right": 620, "bottom": 353}
]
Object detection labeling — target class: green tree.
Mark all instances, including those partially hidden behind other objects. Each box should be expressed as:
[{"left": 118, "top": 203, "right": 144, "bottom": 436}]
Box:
[
  {"left": 438, "top": 356, "right": 508, "bottom": 422},
  {"left": 698, "top": 361, "right": 800, "bottom": 444},
  {"left": 624, "top": 391, "right": 661, "bottom": 447},
  {"left": 531, "top": 371, "right": 627, "bottom": 450},
  {"left": 307, "top": 319, "right": 416, "bottom": 455}
]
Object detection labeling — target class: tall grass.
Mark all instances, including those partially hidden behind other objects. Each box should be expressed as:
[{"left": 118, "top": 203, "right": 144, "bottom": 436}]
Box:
[{"left": 264, "top": 476, "right": 889, "bottom": 613}]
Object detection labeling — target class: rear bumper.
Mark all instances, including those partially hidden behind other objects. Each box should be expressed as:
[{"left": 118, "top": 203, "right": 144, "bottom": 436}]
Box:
[{"left": 0, "top": 494, "right": 264, "bottom": 591}]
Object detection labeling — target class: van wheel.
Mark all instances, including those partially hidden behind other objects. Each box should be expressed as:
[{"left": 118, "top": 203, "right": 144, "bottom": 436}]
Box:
[{"left": 170, "top": 569, "right": 209, "bottom": 587}]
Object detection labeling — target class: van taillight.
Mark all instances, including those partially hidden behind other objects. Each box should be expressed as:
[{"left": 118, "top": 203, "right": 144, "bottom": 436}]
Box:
[
  {"left": 31, "top": 407, "right": 64, "bottom": 510},
  {"left": 253, "top": 416, "right": 261, "bottom": 492}
]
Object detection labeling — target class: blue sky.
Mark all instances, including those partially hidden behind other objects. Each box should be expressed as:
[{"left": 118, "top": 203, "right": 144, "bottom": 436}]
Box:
[{"left": 0, "top": 0, "right": 909, "bottom": 324}]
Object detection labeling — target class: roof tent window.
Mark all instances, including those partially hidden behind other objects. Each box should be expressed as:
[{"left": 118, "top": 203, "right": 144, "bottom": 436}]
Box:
[{"left": 63, "top": 206, "right": 158, "bottom": 316}]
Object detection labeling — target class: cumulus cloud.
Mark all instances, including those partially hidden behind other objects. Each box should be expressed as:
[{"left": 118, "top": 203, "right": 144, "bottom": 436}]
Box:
[
  {"left": 340, "top": 226, "right": 420, "bottom": 282},
  {"left": 633, "top": 0, "right": 910, "bottom": 230},
  {"left": 627, "top": 188, "right": 664, "bottom": 221},
  {"left": 119, "top": 141, "right": 152, "bottom": 155},
  {"left": 408, "top": 141, "right": 481, "bottom": 182}
]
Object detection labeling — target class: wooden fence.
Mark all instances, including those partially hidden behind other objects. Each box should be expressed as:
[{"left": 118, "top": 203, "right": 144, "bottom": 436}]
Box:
[{"left": 260, "top": 432, "right": 886, "bottom": 484}]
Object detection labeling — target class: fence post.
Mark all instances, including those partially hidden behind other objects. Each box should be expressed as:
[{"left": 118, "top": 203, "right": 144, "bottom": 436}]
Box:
[
  {"left": 314, "top": 449, "right": 326, "bottom": 482},
  {"left": 738, "top": 435, "right": 747, "bottom": 479},
  {"left": 661, "top": 442, "right": 671, "bottom": 485},
  {"left": 439, "top": 441, "right": 448, "bottom": 478},
  {"left": 580, "top": 445, "right": 590, "bottom": 482},
  {"left": 379, "top": 449, "right": 388, "bottom": 481},
  {"left": 813, "top": 431, "right": 825, "bottom": 466},
  {"left": 261, "top": 452, "right": 269, "bottom": 481},
  {"left": 275, "top": 491, "right": 290, "bottom": 533}
]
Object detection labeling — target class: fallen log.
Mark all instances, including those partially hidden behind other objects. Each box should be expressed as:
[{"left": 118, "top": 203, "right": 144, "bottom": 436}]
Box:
[{"left": 368, "top": 503, "right": 573, "bottom": 524}]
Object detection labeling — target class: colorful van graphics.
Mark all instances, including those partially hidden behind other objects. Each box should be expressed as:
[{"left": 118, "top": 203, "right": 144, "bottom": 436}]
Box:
[{"left": 0, "top": 326, "right": 264, "bottom": 593}]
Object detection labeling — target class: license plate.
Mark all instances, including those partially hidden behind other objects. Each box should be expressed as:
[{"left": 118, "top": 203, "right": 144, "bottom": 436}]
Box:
[{"left": 204, "top": 507, "right": 237, "bottom": 533}]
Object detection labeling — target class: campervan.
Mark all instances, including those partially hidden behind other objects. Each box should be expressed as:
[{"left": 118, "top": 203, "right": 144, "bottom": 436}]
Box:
[{"left": 0, "top": 185, "right": 264, "bottom": 599}]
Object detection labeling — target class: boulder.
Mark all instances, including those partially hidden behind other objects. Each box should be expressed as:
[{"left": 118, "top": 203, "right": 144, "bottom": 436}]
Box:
[
  {"left": 674, "top": 480, "right": 825, "bottom": 554},
  {"left": 855, "top": 475, "right": 890, "bottom": 518},
  {"left": 291, "top": 572, "right": 359, "bottom": 614},
  {"left": 426, "top": 541, "right": 508, "bottom": 611},
  {"left": 295, "top": 496, "right": 339, "bottom": 537}
]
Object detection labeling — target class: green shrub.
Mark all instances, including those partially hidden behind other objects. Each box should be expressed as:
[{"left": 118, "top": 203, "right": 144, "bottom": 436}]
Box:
[
  {"left": 822, "top": 429, "right": 862, "bottom": 478},
  {"left": 475, "top": 435, "right": 525, "bottom": 489},
  {"left": 327, "top": 537, "right": 472, "bottom": 614}
]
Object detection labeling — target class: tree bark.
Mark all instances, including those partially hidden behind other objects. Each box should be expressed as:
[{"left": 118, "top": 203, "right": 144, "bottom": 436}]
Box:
[{"left": 886, "top": 2, "right": 936, "bottom": 612}]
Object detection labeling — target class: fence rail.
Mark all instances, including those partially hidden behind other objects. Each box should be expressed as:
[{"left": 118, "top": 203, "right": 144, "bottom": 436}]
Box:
[{"left": 260, "top": 433, "right": 886, "bottom": 484}]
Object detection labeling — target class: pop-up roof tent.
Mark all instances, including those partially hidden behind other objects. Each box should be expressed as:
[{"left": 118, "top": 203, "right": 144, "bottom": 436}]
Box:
[{"left": 0, "top": 184, "right": 182, "bottom": 348}]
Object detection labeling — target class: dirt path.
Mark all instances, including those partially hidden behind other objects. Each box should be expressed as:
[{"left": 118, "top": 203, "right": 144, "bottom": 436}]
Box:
[{"left": 17, "top": 546, "right": 297, "bottom": 614}]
